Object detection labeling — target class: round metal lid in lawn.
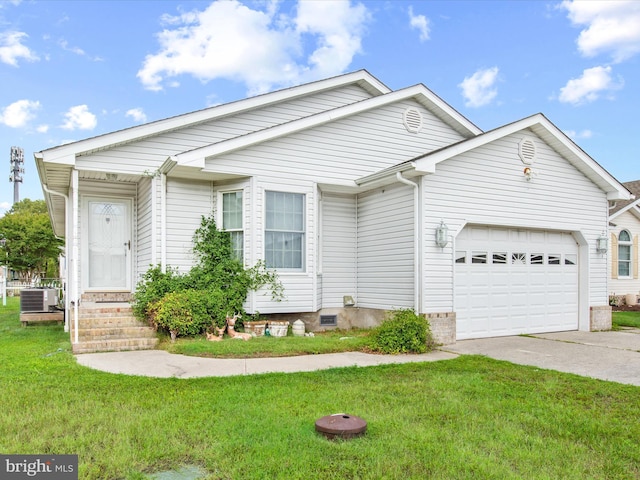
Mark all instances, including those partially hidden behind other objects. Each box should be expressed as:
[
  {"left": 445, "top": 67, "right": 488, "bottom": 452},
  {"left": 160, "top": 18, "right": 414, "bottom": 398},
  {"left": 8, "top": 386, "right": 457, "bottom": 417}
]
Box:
[{"left": 315, "top": 413, "right": 367, "bottom": 440}]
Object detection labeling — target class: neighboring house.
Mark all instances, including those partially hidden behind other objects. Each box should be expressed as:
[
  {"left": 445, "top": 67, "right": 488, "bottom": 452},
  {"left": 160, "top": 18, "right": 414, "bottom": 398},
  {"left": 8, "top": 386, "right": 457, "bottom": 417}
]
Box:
[
  {"left": 609, "top": 180, "right": 640, "bottom": 304},
  {"left": 36, "top": 70, "right": 631, "bottom": 352}
]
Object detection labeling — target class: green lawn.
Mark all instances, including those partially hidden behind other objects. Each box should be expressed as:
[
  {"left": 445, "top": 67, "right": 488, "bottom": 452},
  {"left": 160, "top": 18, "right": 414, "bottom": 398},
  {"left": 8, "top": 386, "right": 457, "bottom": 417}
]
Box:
[
  {"left": 1, "top": 297, "right": 639, "bottom": 479},
  {"left": 612, "top": 310, "right": 640, "bottom": 329}
]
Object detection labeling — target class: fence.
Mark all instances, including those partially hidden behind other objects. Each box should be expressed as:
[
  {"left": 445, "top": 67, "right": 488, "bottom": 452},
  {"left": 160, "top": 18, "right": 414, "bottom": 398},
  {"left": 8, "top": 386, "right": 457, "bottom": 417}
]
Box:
[{"left": 6, "top": 279, "right": 64, "bottom": 304}]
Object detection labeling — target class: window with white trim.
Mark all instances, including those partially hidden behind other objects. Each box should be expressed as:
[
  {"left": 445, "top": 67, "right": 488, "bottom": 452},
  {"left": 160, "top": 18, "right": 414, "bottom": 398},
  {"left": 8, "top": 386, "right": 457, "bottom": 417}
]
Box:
[
  {"left": 265, "top": 191, "right": 305, "bottom": 270},
  {"left": 618, "top": 230, "right": 632, "bottom": 277},
  {"left": 222, "top": 191, "right": 243, "bottom": 261}
]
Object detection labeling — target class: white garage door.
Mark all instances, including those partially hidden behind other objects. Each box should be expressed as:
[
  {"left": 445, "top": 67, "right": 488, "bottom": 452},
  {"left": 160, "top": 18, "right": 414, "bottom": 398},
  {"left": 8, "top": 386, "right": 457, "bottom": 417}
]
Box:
[{"left": 455, "top": 226, "right": 579, "bottom": 340}]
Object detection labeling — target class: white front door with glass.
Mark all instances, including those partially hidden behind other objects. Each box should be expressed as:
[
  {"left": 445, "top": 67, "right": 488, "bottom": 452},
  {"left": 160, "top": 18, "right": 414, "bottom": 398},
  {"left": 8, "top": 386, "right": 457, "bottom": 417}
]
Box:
[{"left": 87, "top": 198, "right": 132, "bottom": 290}]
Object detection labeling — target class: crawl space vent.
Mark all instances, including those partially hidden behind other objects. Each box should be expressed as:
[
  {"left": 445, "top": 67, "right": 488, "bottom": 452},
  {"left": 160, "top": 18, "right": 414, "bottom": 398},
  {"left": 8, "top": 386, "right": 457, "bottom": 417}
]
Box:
[
  {"left": 518, "top": 137, "right": 537, "bottom": 164},
  {"left": 403, "top": 108, "right": 423, "bottom": 133},
  {"left": 320, "top": 315, "right": 338, "bottom": 327}
]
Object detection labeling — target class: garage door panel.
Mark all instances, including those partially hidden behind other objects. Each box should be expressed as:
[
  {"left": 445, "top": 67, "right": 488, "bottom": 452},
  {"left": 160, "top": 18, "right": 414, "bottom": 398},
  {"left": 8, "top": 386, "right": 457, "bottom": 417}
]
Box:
[{"left": 455, "top": 226, "right": 579, "bottom": 340}]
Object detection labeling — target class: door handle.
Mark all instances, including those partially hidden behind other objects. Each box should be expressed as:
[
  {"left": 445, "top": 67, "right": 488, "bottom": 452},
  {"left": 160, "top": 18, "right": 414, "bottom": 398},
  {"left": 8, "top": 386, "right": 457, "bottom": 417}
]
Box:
[{"left": 124, "top": 240, "right": 131, "bottom": 250}]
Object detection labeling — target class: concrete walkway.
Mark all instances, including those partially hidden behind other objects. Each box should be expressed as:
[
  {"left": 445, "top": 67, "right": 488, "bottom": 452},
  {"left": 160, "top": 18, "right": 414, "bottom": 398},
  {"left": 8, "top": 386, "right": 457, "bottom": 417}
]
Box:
[
  {"left": 75, "top": 329, "right": 640, "bottom": 386},
  {"left": 444, "top": 329, "right": 640, "bottom": 386}
]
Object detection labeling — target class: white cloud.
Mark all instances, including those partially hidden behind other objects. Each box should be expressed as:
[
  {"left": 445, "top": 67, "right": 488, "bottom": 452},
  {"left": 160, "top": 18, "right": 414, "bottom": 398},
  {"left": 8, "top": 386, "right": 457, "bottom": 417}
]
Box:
[
  {"left": 408, "top": 6, "right": 430, "bottom": 42},
  {"left": 459, "top": 67, "right": 499, "bottom": 107},
  {"left": 564, "top": 129, "right": 593, "bottom": 140},
  {"left": 137, "top": 0, "right": 370, "bottom": 95},
  {"left": 0, "top": 99, "right": 40, "bottom": 127},
  {"left": 58, "top": 38, "right": 104, "bottom": 61},
  {"left": 61, "top": 105, "right": 97, "bottom": 130},
  {"left": 0, "top": 30, "right": 39, "bottom": 66},
  {"left": 0, "top": 201, "right": 11, "bottom": 218},
  {"left": 561, "top": 0, "right": 640, "bottom": 62},
  {"left": 558, "top": 65, "right": 622, "bottom": 104},
  {"left": 36, "top": 124, "right": 49, "bottom": 133},
  {"left": 126, "top": 108, "right": 147, "bottom": 123}
]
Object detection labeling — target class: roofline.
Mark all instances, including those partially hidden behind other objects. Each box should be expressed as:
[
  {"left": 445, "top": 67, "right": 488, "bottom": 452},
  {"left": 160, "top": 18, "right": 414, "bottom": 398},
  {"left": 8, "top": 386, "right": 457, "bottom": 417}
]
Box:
[
  {"left": 610, "top": 197, "right": 640, "bottom": 220},
  {"left": 412, "top": 113, "right": 630, "bottom": 201},
  {"left": 37, "top": 69, "right": 391, "bottom": 165},
  {"left": 173, "top": 84, "right": 483, "bottom": 168}
]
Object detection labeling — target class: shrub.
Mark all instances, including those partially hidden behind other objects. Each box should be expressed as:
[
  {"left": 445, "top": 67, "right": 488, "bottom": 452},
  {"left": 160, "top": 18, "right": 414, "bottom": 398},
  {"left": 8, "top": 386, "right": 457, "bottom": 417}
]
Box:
[
  {"left": 132, "top": 265, "right": 187, "bottom": 322},
  {"left": 369, "top": 309, "right": 435, "bottom": 354},
  {"left": 153, "top": 290, "right": 211, "bottom": 340}
]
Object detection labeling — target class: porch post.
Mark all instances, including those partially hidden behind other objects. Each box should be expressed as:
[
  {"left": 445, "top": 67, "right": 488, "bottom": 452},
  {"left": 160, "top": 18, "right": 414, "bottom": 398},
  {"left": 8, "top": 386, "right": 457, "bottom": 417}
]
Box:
[{"left": 72, "top": 169, "right": 79, "bottom": 344}]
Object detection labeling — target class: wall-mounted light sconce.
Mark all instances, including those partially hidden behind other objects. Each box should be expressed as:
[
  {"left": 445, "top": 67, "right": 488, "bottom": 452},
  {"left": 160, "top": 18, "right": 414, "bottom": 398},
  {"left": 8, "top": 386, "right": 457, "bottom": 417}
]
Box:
[
  {"left": 523, "top": 166, "right": 536, "bottom": 181},
  {"left": 435, "top": 220, "right": 449, "bottom": 248},
  {"left": 596, "top": 232, "right": 608, "bottom": 254}
]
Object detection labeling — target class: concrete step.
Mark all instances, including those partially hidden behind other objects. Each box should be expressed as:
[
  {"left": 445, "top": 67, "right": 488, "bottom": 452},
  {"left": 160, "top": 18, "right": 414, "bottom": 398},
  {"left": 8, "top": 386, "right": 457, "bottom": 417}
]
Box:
[
  {"left": 77, "top": 326, "right": 158, "bottom": 341},
  {"left": 72, "top": 337, "right": 159, "bottom": 354},
  {"left": 77, "top": 316, "right": 148, "bottom": 329}
]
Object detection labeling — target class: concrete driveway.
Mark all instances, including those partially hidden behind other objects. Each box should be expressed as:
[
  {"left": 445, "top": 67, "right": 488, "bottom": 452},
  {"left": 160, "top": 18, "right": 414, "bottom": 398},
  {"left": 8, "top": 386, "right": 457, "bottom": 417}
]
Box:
[{"left": 444, "top": 329, "right": 640, "bottom": 386}]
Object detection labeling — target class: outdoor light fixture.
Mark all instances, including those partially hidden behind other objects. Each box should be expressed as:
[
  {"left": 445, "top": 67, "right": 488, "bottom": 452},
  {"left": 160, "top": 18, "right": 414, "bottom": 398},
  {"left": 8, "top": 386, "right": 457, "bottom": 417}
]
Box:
[
  {"left": 435, "top": 221, "right": 449, "bottom": 248},
  {"left": 596, "top": 232, "right": 608, "bottom": 254}
]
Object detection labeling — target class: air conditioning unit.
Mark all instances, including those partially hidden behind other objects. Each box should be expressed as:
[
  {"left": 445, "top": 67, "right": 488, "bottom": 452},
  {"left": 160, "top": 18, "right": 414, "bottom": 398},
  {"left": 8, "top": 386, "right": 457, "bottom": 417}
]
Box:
[{"left": 20, "top": 288, "right": 59, "bottom": 313}]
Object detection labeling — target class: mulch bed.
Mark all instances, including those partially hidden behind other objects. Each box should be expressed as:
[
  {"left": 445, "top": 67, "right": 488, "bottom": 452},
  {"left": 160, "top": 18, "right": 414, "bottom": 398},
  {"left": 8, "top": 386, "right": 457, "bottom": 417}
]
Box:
[{"left": 613, "top": 304, "right": 640, "bottom": 312}]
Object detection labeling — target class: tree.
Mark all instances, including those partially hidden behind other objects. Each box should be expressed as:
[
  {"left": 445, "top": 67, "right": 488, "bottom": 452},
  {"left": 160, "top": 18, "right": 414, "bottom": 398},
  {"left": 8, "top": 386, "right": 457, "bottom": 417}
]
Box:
[{"left": 0, "top": 199, "right": 63, "bottom": 281}]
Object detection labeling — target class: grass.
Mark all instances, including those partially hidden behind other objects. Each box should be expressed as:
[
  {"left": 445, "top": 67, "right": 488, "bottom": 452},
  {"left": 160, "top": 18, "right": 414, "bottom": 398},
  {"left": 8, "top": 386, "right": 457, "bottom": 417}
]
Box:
[
  {"left": 612, "top": 310, "right": 640, "bottom": 329},
  {"left": 1, "top": 296, "right": 639, "bottom": 479},
  {"left": 161, "top": 328, "right": 372, "bottom": 358}
]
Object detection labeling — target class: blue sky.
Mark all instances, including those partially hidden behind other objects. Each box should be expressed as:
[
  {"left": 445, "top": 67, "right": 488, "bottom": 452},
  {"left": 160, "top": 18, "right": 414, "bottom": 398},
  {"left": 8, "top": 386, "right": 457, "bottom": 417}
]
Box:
[{"left": 1, "top": 0, "right": 639, "bottom": 216}]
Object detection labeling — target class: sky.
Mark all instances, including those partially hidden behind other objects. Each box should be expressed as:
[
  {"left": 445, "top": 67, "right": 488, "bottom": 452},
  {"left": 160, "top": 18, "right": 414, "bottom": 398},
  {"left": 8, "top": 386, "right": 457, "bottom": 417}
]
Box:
[{"left": 1, "top": 0, "right": 639, "bottom": 216}]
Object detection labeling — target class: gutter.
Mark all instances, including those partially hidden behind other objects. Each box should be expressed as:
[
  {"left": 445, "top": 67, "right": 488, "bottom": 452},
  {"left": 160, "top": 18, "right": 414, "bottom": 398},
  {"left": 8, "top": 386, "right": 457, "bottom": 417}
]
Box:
[{"left": 395, "top": 172, "right": 422, "bottom": 314}]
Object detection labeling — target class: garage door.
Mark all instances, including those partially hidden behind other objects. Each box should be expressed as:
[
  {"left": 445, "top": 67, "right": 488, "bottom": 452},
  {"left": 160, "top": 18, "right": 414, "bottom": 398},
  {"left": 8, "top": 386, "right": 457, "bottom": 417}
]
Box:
[{"left": 455, "top": 226, "right": 579, "bottom": 340}]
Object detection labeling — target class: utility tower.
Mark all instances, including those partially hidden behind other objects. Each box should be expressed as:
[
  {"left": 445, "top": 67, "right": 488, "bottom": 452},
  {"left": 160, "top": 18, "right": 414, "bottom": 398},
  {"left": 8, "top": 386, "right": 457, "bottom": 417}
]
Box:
[{"left": 9, "top": 146, "right": 24, "bottom": 204}]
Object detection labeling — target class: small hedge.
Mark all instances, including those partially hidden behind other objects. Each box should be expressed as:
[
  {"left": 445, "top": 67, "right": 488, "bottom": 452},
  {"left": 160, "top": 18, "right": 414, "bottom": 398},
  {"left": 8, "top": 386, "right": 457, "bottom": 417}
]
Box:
[{"left": 369, "top": 309, "right": 436, "bottom": 354}]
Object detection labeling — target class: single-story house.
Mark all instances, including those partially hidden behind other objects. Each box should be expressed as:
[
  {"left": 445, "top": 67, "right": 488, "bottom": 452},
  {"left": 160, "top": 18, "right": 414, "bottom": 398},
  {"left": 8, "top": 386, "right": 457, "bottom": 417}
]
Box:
[
  {"left": 609, "top": 180, "right": 640, "bottom": 305},
  {"left": 36, "top": 70, "right": 632, "bottom": 352}
]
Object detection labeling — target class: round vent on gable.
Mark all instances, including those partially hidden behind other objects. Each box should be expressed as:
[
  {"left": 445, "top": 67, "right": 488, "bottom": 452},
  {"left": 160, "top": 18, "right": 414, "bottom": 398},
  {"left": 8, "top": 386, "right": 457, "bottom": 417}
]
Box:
[
  {"left": 403, "top": 108, "right": 423, "bottom": 134},
  {"left": 518, "top": 137, "right": 537, "bottom": 164}
]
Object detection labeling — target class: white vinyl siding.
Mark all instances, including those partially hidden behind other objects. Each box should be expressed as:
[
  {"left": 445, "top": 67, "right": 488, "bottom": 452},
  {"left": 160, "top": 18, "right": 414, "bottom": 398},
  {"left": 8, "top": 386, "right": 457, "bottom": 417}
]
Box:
[
  {"left": 165, "top": 178, "right": 213, "bottom": 273},
  {"left": 136, "top": 177, "right": 153, "bottom": 282},
  {"left": 321, "top": 193, "right": 357, "bottom": 307},
  {"left": 421, "top": 129, "right": 609, "bottom": 326},
  {"left": 203, "top": 100, "right": 466, "bottom": 185},
  {"left": 73, "top": 85, "right": 374, "bottom": 176},
  {"left": 357, "top": 183, "right": 414, "bottom": 309}
]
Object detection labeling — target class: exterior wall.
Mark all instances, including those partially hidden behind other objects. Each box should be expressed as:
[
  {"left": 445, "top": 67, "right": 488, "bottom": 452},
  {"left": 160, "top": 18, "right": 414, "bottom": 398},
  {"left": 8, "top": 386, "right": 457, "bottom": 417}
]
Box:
[
  {"left": 420, "top": 129, "right": 610, "bottom": 327},
  {"left": 136, "top": 176, "right": 153, "bottom": 284},
  {"left": 165, "top": 177, "right": 213, "bottom": 274},
  {"left": 73, "top": 85, "right": 375, "bottom": 176},
  {"left": 203, "top": 99, "right": 466, "bottom": 185},
  {"left": 609, "top": 209, "right": 640, "bottom": 300},
  {"left": 357, "top": 183, "right": 414, "bottom": 310},
  {"left": 320, "top": 193, "right": 357, "bottom": 308}
]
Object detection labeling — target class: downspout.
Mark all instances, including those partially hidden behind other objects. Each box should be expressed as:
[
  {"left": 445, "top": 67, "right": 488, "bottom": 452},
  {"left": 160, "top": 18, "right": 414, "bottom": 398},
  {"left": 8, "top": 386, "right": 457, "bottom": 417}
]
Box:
[
  {"left": 41, "top": 184, "right": 70, "bottom": 333},
  {"left": 396, "top": 172, "right": 422, "bottom": 313}
]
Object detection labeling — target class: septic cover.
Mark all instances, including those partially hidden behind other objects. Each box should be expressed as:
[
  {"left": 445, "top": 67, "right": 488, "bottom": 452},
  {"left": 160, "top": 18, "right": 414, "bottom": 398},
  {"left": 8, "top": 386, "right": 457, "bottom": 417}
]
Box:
[{"left": 315, "top": 413, "right": 367, "bottom": 439}]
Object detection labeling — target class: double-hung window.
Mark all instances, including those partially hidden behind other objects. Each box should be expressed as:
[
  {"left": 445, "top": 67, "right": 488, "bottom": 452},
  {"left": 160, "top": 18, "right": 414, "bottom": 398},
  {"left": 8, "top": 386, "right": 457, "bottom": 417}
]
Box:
[
  {"left": 265, "top": 191, "right": 305, "bottom": 270},
  {"left": 222, "top": 191, "right": 244, "bottom": 261},
  {"left": 618, "top": 230, "right": 632, "bottom": 277}
]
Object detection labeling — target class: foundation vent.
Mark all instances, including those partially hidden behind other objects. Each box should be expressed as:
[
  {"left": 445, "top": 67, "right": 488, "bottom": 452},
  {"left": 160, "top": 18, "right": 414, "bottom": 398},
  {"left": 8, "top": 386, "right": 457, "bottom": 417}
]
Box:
[{"left": 320, "top": 315, "right": 338, "bottom": 327}]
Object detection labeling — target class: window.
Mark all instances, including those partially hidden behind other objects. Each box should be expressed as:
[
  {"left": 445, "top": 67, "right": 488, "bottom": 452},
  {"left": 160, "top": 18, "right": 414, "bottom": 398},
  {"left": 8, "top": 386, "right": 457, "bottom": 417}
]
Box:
[
  {"left": 455, "top": 251, "right": 467, "bottom": 264},
  {"left": 548, "top": 254, "right": 561, "bottom": 265},
  {"left": 565, "top": 254, "right": 577, "bottom": 265},
  {"left": 492, "top": 252, "right": 507, "bottom": 264},
  {"left": 222, "top": 191, "right": 243, "bottom": 260},
  {"left": 530, "top": 254, "right": 544, "bottom": 265},
  {"left": 618, "top": 230, "right": 632, "bottom": 277},
  {"left": 512, "top": 253, "right": 526, "bottom": 265},
  {"left": 265, "top": 191, "right": 305, "bottom": 270},
  {"left": 471, "top": 252, "right": 487, "bottom": 264}
]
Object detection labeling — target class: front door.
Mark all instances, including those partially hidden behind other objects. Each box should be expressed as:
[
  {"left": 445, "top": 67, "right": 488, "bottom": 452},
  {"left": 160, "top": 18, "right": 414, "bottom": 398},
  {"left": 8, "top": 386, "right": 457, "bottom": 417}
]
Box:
[{"left": 87, "top": 198, "right": 132, "bottom": 290}]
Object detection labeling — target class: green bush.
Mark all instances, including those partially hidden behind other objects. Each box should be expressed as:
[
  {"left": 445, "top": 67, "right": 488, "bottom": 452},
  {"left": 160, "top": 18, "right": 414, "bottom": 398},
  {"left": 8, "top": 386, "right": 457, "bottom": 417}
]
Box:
[
  {"left": 133, "top": 214, "right": 283, "bottom": 337},
  {"left": 369, "top": 309, "right": 435, "bottom": 354},
  {"left": 153, "top": 290, "right": 211, "bottom": 340},
  {"left": 132, "top": 265, "right": 187, "bottom": 322}
]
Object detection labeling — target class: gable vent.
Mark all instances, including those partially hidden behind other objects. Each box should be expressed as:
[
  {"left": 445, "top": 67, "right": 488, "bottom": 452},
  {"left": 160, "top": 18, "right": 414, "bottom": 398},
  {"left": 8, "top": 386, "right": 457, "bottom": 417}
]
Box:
[
  {"left": 403, "top": 108, "right": 423, "bottom": 134},
  {"left": 519, "top": 137, "right": 537, "bottom": 164}
]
